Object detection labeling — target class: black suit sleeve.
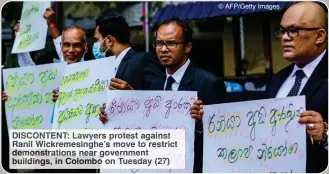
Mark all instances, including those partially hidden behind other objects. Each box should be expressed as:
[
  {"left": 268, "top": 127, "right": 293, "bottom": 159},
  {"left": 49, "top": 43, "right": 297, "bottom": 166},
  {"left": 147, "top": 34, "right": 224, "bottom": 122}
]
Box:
[
  {"left": 141, "top": 52, "right": 165, "bottom": 90},
  {"left": 213, "top": 77, "right": 227, "bottom": 104},
  {"left": 199, "top": 77, "right": 227, "bottom": 105},
  {"left": 193, "top": 77, "right": 226, "bottom": 173}
]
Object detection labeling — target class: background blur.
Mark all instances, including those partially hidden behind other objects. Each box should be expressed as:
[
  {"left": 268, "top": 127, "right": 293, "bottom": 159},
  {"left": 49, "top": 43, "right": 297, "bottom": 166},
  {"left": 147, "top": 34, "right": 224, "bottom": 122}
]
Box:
[{"left": 2, "top": 1, "right": 327, "bottom": 102}]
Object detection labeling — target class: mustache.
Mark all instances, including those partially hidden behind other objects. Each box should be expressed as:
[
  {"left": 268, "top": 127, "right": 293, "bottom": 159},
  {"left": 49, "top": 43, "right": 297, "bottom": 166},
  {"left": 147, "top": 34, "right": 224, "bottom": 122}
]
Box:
[{"left": 159, "top": 55, "right": 171, "bottom": 58}]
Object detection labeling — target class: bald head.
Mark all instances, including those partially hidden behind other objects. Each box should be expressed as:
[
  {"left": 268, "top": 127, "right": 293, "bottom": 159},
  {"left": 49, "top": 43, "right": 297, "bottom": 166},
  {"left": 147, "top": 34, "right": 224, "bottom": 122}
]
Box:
[
  {"left": 282, "top": 2, "right": 326, "bottom": 31},
  {"left": 61, "top": 26, "right": 88, "bottom": 64},
  {"left": 280, "top": 2, "right": 327, "bottom": 66}
]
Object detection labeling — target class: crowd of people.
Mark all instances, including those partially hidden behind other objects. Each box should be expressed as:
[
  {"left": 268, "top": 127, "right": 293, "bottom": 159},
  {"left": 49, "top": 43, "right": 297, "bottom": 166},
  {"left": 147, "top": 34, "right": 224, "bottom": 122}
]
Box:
[{"left": 1, "top": 1, "right": 328, "bottom": 173}]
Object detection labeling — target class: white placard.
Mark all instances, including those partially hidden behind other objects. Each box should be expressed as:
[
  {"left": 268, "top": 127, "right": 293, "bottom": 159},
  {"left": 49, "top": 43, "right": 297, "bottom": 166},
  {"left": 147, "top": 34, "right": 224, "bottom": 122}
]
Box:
[
  {"left": 12, "top": 2, "right": 50, "bottom": 53},
  {"left": 203, "top": 96, "right": 306, "bottom": 173},
  {"left": 100, "top": 90, "right": 197, "bottom": 173},
  {"left": 52, "top": 58, "right": 115, "bottom": 129},
  {"left": 3, "top": 62, "right": 67, "bottom": 131}
]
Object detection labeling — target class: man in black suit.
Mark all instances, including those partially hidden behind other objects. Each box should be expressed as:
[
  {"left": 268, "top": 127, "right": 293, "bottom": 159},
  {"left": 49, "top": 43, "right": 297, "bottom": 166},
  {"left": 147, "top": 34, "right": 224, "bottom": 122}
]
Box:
[
  {"left": 96, "top": 11, "right": 164, "bottom": 91},
  {"left": 149, "top": 18, "right": 226, "bottom": 172},
  {"left": 266, "top": 2, "right": 328, "bottom": 173},
  {"left": 99, "top": 18, "right": 226, "bottom": 172},
  {"left": 149, "top": 18, "right": 226, "bottom": 104}
]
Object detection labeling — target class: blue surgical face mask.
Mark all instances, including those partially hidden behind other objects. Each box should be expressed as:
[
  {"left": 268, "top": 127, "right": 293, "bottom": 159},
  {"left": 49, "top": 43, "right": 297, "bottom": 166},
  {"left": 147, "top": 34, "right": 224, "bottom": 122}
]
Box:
[
  {"left": 92, "top": 36, "right": 110, "bottom": 59},
  {"left": 92, "top": 42, "right": 106, "bottom": 59}
]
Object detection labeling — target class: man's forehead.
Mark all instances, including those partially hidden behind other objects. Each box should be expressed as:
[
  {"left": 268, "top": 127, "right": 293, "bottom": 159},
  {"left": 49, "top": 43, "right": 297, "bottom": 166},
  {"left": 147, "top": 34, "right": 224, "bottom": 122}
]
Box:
[
  {"left": 64, "top": 28, "right": 84, "bottom": 37},
  {"left": 63, "top": 33, "right": 84, "bottom": 43},
  {"left": 157, "top": 24, "right": 183, "bottom": 39},
  {"left": 62, "top": 39, "right": 84, "bottom": 44},
  {"left": 281, "top": 11, "right": 309, "bottom": 27},
  {"left": 281, "top": 3, "right": 321, "bottom": 27}
]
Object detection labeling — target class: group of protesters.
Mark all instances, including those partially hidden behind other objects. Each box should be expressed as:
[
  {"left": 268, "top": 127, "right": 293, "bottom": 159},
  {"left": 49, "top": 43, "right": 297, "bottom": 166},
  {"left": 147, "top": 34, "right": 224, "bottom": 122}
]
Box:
[{"left": 1, "top": 1, "right": 328, "bottom": 173}]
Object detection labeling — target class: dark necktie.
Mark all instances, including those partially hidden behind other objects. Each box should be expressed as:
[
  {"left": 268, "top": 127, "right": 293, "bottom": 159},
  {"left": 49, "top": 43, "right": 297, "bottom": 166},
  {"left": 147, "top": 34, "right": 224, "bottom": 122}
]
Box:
[
  {"left": 165, "top": 76, "right": 175, "bottom": 91},
  {"left": 287, "top": 70, "right": 306, "bottom": 96}
]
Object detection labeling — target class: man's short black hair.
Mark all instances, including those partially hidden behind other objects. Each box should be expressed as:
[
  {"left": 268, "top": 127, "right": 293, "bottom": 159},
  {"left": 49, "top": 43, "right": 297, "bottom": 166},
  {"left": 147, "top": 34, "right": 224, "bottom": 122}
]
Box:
[
  {"left": 156, "top": 17, "right": 192, "bottom": 44},
  {"left": 95, "top": 11, "right": 122, "bottom": 26},
  {"left": 97, "top": 11, "right": 130, "bottom": 44}
]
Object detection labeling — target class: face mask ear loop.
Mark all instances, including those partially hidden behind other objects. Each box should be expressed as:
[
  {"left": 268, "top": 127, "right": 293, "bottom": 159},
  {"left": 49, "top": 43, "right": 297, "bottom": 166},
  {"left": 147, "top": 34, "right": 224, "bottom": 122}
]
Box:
[
  {"left": 100, "top": 35, "right": 111, "bottom": 53},
  {"left": 104, "top": 45, "right": 111, "bottom": 53}
]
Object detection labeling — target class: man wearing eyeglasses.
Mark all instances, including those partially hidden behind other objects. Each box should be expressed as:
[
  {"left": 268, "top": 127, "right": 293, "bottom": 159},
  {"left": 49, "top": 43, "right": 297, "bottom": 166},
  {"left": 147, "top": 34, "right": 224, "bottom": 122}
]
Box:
[
  {"left": 267, "top": 2, "right": 328, "bottom": 172},
  {"left": 99, "top": 17, "right": 227, "bottom": 172},
  {"left": 151, "top": 18, "right": 226, "bottom": 173}
]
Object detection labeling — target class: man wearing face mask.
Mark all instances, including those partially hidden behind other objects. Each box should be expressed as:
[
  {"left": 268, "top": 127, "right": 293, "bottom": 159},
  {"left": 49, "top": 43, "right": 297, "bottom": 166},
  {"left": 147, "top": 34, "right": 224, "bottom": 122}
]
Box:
[
  {"left": 92, "top": 20, "right": 106, "bottom": 59},
  {"left": 93, "top": 11, "right": 164, "bottom": 90}
]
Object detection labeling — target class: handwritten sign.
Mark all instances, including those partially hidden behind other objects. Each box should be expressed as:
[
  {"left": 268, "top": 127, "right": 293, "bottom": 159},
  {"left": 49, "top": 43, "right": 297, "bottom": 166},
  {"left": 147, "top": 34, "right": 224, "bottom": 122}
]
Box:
[
  {"left": 12, "top": 2, "right": 50, "bottom": 53},
  {"left": 202, "top": 96, "right": 306, "bottom": 173},
  {"left": 3, "top": 62, "right": 66, "bottom": 131},
  {"left": 100, "top": 91, "right": 197, "bottom": 173},
  {"left": 52, "top": 58, "right": 115, "bottom": 129}
]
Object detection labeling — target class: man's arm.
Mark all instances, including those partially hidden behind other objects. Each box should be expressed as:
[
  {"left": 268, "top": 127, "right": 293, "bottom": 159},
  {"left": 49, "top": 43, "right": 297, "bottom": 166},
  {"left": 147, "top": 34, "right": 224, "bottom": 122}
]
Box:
[
  {"left": 191, "top": 76, "right": 227, "bottom": 133},
  {"left": 199, "top": 77, "right": 227, "bottom": 105},
  {"left": 44, "top": 8, "right": 60, "bottom": 40},
  {"left": 44, "top": 8, "right": 64, "bottom": 62},
  {"left": 17, "top": 53, "right": 35, "bottom": 67},
  {"left": 214, "top": 77, "right": 227, "bottom": 104},
  {"left": 14, "top": 7, "right": 64, "bottom": 66},
  {"left": 11, "top": 20, "right": 35, "bottom": 67}
]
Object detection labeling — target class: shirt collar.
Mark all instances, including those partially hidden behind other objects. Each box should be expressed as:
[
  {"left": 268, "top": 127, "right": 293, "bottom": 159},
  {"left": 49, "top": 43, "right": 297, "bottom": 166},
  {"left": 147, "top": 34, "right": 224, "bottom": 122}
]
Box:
[
  {"left": 290, "top": 49, "right": 326, "bottom": 78},
  {"left": 166, "top": 59, "right": 190, "bottom": 84},
  {"left": 116, "top": 47, "right": 131, "bottom": 61}
]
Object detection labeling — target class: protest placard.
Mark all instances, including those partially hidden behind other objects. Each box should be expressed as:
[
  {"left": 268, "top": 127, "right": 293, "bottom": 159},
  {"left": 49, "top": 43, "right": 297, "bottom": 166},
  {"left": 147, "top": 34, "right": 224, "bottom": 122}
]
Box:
[
  {"left": 3, "top": 62, "right": 66, "bottom": 131},
  {"left": 11, "top": 2, "right": 50, "bottom": 53},
  {"left": 203, "top": 96, "right": 306, "bottom": 173},
  {"left": 52, "top": 58, "right": 115, "bottom": 129},
  {"left": 100, "top": 90, "right": 197, "bottom": 173}
]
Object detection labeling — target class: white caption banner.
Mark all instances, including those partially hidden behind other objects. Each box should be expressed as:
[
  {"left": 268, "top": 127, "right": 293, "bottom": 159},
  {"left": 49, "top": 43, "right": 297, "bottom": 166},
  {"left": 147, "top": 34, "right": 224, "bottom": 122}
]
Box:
[{"left": 10, "top": 129, "right": 185, "bottom": 170}]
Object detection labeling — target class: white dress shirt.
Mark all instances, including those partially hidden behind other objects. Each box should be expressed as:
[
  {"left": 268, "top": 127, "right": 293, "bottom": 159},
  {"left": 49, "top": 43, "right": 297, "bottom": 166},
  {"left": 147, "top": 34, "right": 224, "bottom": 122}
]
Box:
[
  {"left": 276, "top": 50, "right": 326, "bottom": 98},
  {"left": 17, "top": 52, "right": 36, "bottom": 67},
  {"left": 53, "top": 36, "right": 64, "bottom": 62},
  {"left": 114, "top": 47, "right": 131, "bottom": 75},
  {"left": 163, "top": 59, "right": 190, "bottom": 91}
]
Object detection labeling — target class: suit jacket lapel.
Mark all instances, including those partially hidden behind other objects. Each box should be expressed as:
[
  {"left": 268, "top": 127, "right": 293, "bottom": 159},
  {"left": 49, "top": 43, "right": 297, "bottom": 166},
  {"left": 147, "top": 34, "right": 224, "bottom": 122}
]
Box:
[
  {"left": 150, "top": 61, "right": 195, "bottom": 91},
  {"left": 150, "top": 76, "right": 166, "bottom": 90},
  {"left": 268, "top": 65, "right": 294, "bottom": 98},
  {"left": 300, "top": 53, "right": 328, "bottom": 101},
  {"left": 178, "top": 63, "right": 195, "bottom": 91},
  {"left": 115, "top": 49, "right": 134, "bottom": 79}
]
